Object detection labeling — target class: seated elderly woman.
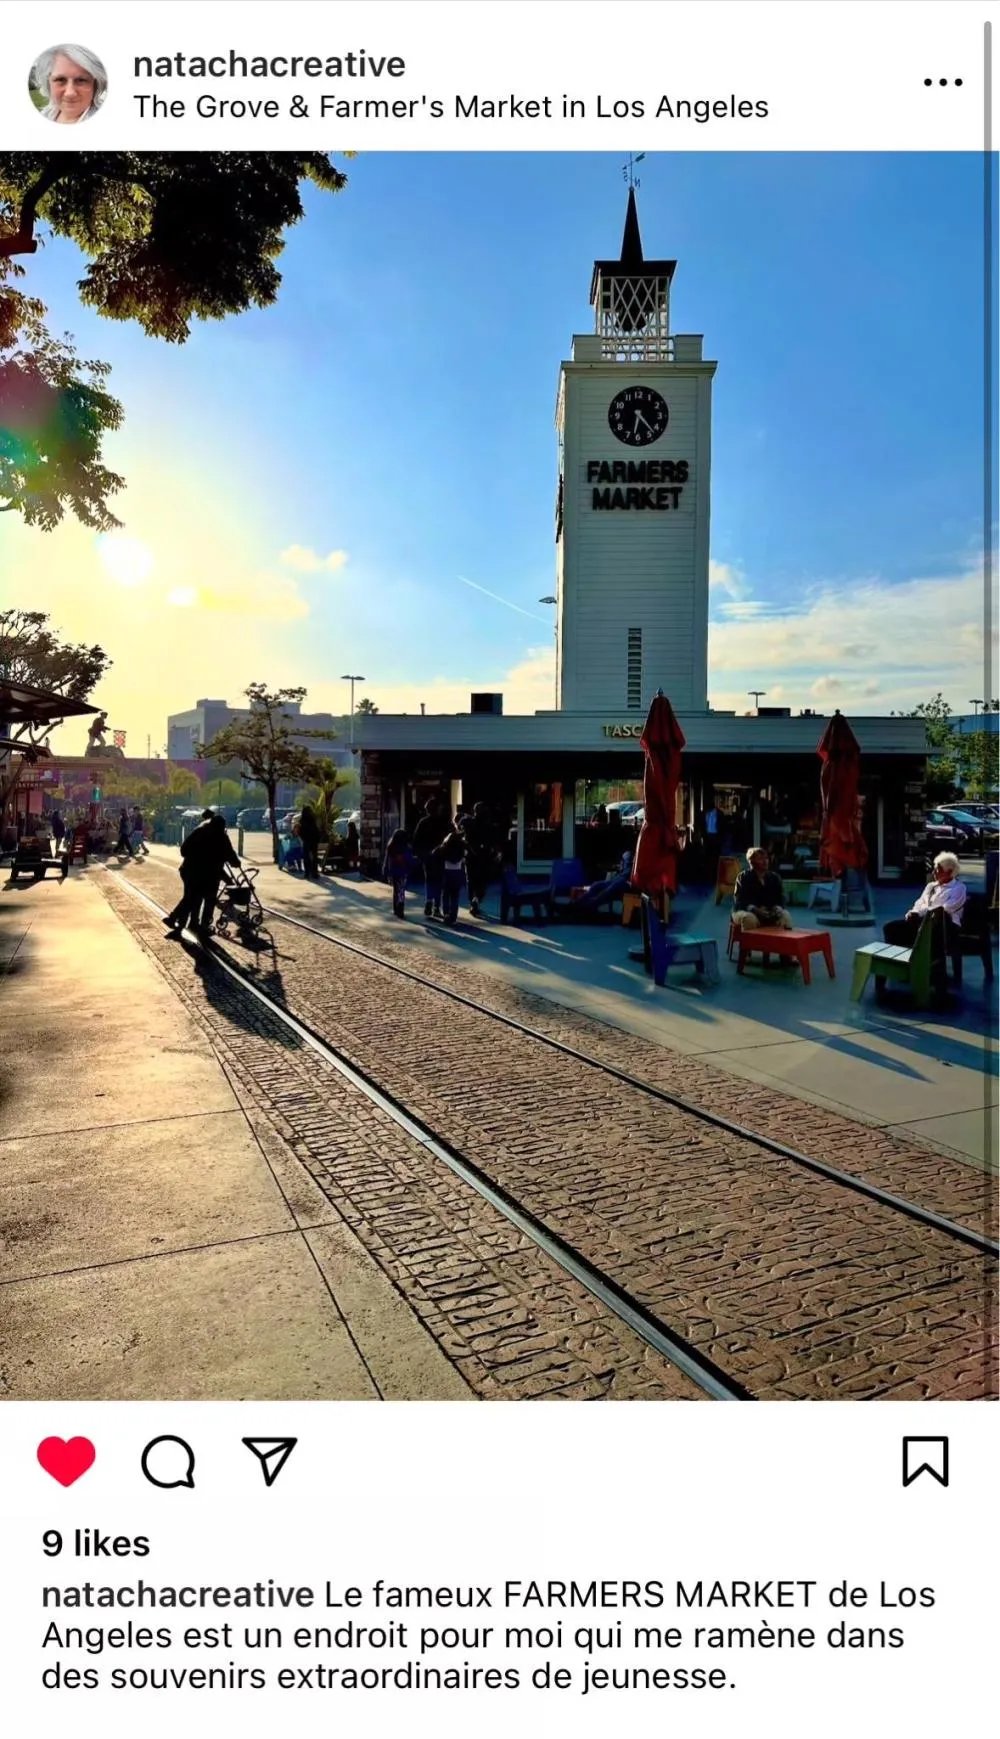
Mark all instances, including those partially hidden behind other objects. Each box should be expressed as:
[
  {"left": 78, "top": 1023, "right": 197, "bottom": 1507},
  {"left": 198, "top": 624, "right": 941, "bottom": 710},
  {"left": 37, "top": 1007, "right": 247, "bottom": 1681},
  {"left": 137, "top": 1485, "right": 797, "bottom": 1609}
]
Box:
[
  {"left": 31, "top": 44, "right": 108, "bottom": 123},
  {"left": 884, "top": 852, "right": 967, "bottom": 947},
  {"left": 731, "top": 846, "right": 794, "bottom": 932}
]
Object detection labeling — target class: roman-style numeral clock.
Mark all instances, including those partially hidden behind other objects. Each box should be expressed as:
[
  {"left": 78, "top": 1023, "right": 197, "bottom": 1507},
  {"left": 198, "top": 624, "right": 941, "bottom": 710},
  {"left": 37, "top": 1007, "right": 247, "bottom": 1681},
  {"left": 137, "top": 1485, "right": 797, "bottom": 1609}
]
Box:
[{"left": 554, "top": 190, "right": 717, "bottom": 714}]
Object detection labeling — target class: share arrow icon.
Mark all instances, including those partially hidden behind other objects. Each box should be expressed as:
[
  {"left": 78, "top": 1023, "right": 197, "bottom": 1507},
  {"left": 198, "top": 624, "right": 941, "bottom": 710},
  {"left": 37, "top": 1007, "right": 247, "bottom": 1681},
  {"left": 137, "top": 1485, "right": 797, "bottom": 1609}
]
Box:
[{"left": 242, "top": 1437, "right": 298, "bottom": 1487}]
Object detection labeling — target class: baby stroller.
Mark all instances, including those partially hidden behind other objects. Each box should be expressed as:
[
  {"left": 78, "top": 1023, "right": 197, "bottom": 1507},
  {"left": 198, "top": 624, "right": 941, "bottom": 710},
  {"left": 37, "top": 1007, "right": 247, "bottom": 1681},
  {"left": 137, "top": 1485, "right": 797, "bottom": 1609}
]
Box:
[{"left": 213, "top": 862, "right": 264, "bottom": 944}]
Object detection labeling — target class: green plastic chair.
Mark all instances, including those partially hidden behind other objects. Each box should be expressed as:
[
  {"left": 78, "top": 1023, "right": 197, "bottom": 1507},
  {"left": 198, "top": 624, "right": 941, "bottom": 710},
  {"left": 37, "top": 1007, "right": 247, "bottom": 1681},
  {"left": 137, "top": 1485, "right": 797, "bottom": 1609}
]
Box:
[{"left": 850, "top": 915, "right": 935, "bottom": 1009}]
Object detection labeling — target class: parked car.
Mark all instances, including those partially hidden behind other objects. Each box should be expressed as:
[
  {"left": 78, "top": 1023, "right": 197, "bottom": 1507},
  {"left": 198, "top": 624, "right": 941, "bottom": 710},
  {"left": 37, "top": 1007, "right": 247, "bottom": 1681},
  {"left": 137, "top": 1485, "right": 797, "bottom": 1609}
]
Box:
[
  {"left": 236, "top": 807, "right": 267, "bottom": 831},
  {"left": 606, "top": 800, "right": 644, "bottom": 826},
  {"left": 933, "top": 807, "right": 991, "bottom": 853},
  {"left": 924, "top": 810, "right": 970, "bottom": 849}
]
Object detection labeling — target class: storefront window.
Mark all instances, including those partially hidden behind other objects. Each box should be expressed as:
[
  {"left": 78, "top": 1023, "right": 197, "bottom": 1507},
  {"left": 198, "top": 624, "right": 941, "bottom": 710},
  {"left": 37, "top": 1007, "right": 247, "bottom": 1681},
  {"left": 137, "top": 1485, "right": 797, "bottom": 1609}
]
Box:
[{"left": 523, "top": 782, "right": 564, "bottom": 861}]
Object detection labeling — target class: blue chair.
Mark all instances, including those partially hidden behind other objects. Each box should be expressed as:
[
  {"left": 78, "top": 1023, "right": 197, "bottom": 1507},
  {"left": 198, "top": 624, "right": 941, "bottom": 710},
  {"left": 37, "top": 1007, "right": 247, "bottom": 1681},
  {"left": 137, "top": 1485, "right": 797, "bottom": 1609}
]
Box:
[
  {"left": 547, "top": 856, "right": 586, "bottom": 916},
  {"left": 499, "top": 868, "right": 551, "bottom": 924},
  {"left": 640, "top": 895, "right": 719, "bottom": 986}
]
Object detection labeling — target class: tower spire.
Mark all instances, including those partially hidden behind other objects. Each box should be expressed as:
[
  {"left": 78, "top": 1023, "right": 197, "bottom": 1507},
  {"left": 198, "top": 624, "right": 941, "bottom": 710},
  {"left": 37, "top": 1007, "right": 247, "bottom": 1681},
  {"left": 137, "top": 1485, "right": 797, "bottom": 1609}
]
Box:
[{"left": 620, "top": 186, "right": 644, "bottom": 269}]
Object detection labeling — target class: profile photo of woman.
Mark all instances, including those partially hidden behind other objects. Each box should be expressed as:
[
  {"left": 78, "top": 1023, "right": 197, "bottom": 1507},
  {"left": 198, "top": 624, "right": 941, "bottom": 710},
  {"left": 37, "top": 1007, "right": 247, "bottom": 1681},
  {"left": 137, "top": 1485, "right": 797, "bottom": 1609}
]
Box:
[{"left": 29, "top": 44, "right": 107, "bottom": 123}]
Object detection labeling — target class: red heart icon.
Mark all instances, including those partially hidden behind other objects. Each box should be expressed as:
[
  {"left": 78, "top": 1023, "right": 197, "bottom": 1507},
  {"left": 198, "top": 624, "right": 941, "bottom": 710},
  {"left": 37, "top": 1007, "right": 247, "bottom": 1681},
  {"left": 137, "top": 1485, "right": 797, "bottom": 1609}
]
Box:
[{"left": 37, "top": 1437, "right": 96, "bottom": 1487}]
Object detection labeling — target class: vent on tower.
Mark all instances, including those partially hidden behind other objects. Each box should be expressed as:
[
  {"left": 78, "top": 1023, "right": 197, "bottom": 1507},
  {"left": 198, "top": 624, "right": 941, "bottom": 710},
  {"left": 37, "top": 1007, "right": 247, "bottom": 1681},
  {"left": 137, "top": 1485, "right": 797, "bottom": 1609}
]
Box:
[{"left": 626, "top": 628, "right": 643, "bottom": 710}]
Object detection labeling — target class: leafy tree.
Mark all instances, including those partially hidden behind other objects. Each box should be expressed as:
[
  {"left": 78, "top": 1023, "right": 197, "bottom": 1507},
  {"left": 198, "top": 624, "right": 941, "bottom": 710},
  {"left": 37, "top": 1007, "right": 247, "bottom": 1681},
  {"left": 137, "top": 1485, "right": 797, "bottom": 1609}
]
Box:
[
  {"left": 892, "top": 692, "right": 961, "bottom": 799},
  {"left": 0, "top": 607, "right": 110, "bottom": 809},
  {"left": 200, "top": 684, "right": 335, "bottom": 862},
  {"left": 355, "top": 696, "right": 379, "bottom": 715},
  {"left": 1, "top": 290, "right": 124, "bottom": 527},
  {"left": 295, "top": 756, "right": 353, "bottom": 841},
  {"left": 0, "top": 152, "right": 348, "bottom": 528},
  {"left": 958, "top": 730, "right": 999, "bottom": 799},
  {"left": 167, "top": 766, "right": 201, "bottom": 799}
]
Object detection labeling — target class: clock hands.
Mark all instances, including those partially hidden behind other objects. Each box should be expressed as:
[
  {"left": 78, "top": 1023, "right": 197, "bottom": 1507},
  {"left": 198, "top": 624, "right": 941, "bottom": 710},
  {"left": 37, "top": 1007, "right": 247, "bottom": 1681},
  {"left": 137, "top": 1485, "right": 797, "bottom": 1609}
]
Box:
[{"left": 633, "top": 408, "right": 654, "bottom": 435}]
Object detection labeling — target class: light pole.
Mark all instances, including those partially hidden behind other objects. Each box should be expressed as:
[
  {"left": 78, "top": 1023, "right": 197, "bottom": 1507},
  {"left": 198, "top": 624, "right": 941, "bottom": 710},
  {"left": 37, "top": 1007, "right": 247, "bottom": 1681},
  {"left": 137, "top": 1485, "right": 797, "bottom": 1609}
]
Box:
[
  {"left": 970, "top": 699, "right": 984, "bottom": 718},
  {"left": 748, "top": 689, "right": 766, "bottom": 711},
  {"left": 342, "top": 673, "right": 366, "bottom": 748}
]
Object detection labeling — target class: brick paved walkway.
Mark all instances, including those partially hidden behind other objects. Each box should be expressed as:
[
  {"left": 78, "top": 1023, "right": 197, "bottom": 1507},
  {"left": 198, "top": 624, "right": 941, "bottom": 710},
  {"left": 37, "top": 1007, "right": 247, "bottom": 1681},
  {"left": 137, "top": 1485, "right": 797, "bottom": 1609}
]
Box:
[{"left": 107, "top": 862, "right": 997, "bottom": 1400}]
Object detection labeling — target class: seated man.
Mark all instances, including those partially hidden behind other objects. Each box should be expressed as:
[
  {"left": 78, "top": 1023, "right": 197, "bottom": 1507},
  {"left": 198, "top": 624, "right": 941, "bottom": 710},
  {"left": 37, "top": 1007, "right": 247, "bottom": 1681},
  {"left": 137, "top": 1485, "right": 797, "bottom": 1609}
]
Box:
[
  {"left": 883, "top": 852, "right": 966, "bottom": 992},
  {"left": 731, "top": 846, "right": 794, "bottom": 932}
]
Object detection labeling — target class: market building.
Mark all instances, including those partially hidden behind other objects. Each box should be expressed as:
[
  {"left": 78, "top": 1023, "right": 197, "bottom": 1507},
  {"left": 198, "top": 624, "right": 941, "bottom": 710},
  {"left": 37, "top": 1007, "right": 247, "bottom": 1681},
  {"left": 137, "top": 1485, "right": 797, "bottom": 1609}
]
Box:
[{"left": 354, "top": 191, "right": 928, "bottom": 881}]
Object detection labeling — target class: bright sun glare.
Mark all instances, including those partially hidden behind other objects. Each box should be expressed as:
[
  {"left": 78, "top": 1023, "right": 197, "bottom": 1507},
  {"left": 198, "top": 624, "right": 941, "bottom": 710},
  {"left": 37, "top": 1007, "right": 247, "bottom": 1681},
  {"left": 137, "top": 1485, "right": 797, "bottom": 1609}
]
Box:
[{"left": 97, "top": 535, "right": 155, "bottom": 588}]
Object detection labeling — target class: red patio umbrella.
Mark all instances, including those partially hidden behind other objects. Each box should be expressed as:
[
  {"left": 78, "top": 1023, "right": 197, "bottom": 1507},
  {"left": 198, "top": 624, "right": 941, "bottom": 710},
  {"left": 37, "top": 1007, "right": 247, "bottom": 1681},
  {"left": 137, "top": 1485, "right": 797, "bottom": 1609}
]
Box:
[
  {"left": 631, "top": 690, "right": 686, "bottom": 899},
  {"left": 817, "top": 710, "right": 868, "bottom": 876}
]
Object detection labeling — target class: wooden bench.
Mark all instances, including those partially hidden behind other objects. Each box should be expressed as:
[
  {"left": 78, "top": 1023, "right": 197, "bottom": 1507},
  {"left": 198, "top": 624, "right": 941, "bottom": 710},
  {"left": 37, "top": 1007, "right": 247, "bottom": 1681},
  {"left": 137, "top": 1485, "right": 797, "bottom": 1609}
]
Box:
[
  {"left": 850, "top": 915, "right": 934, "bottom": 1009},
  {"left": 641, "top": 895, "right": 719, "bottom": 986},
  {"left": 735, "top": 925, "right": 835, "bottom": 985}
]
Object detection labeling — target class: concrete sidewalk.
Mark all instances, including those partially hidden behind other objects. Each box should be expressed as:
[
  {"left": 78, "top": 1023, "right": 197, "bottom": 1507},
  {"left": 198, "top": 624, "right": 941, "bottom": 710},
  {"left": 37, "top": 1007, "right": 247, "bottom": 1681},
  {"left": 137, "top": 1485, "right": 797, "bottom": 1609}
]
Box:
[{"left": 0, "top": 872, "right": 471, "bottom": 1401}]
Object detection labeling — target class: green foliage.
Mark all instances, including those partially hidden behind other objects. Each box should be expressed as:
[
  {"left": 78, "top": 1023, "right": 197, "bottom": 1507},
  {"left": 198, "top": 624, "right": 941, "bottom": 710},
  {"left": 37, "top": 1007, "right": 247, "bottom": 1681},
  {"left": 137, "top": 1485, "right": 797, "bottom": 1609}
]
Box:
[
  {"left": 355, "top": 696, "right": 379, "bottom": 715},
  {"left": 0, "top": 291, "right": 124, "bottom": 528},
  {"left": 200, "top": 683, "right": 336, "bottom": 860},
  {"left": 0, "top": 608, "right": 110, "bottom": 809},
  {"left": 0, "top": 153, "right": 348, "bottom": 528},
  {"left": 0, "top": 153, "right": 348, "bottom": 341}
]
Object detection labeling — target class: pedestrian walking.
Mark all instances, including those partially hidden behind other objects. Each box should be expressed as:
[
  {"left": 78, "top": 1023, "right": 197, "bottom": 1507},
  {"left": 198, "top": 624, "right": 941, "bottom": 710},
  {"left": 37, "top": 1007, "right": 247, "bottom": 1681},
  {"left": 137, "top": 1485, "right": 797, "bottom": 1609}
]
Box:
[
  {"left": 460, "top": 801, "right": 496, "bottom": 917},
  {"left": 115, "top": 809, "right": 133, "bottom": 857},
  {"left": 51, "top": 809, "right": 66, "bottom": 850},
  {"left": 412, "top": 797, "right": 450, "bottom": 918},
  {"left": 130, "top": 806, "right": 149, "bottom": 856},
  {"left": 298, "top": 803, "right": 321, "bottom": 879},
  {"left": 382, "top": 828, "right": 416, "bottom": 918},
  {"left": 165, "top": 811, "right": 239, "bottom": 936},
  {"left": 345, "top": 819, "right": 360, "bottom": 872},
  {"left": 437, "top": 816, "right": 467, "bottom": 926}
]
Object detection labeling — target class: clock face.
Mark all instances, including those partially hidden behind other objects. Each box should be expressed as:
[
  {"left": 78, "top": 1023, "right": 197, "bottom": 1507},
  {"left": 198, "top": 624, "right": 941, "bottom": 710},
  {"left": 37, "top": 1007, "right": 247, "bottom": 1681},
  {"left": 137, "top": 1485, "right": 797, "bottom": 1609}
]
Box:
[{"left": 608, "top": 385, "right": 669, "bottom": 447}]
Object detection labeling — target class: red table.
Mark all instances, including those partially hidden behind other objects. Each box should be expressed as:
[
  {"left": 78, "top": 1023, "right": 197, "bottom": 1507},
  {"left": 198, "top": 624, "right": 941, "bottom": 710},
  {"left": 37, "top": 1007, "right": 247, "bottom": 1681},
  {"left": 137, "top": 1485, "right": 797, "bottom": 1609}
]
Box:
[{"left": 734, "top": 926, "right": 835, "bottom": 985}]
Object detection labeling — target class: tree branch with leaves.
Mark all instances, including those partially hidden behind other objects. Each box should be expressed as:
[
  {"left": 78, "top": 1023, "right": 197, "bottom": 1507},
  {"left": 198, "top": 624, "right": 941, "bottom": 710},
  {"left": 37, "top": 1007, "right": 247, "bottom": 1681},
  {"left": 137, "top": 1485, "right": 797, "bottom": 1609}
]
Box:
[{"left": 199, "top": 683, "right": 336, "bottom": 862}]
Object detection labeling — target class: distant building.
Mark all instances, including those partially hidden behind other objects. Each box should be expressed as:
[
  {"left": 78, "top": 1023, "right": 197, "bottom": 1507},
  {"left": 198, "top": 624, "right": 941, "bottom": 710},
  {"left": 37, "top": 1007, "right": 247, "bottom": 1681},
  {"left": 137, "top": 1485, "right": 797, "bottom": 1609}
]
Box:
[
  {"left": 953, "top": 711, "right": 1000, "bottom": 737},
  {"left": 167, "top": 697, "right": 351, "bottom": 773}
]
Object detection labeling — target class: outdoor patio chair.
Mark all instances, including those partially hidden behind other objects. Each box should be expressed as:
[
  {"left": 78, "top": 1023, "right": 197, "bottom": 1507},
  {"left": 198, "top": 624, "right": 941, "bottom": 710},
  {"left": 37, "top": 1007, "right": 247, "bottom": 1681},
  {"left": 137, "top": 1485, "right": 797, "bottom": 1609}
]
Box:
[
  {"left": 948, "top": 893, "right": 995, "bottom": 984},
  {"left": 850, "top": 914, "right": 935, "bottom": 1009},
  {"left": 640, "top": 894, "right": 719, "bottom": 987},
  {"left": 547, "top": 856, "right": 586, "bottom": 917},
  {"left": 499, "top": 868, "right": 551, "bottom": 925},
  {"left": 807, "top": 877, "right": 841, "bottom": 912}
]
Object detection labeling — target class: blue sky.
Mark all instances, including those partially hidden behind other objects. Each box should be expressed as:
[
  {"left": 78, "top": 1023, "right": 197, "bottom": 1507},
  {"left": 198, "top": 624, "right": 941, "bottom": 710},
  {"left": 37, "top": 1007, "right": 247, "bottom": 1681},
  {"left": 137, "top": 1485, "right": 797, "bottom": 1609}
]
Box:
[{"left": 2, "top": 151, "right": 991, "bottom": 749}]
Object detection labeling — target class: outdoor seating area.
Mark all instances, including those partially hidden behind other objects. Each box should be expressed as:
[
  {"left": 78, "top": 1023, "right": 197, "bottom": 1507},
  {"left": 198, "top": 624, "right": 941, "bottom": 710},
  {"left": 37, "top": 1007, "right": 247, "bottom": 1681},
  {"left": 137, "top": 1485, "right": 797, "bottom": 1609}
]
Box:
[{"left": 5, "top": 837, "right": 68, "bottom": 884}]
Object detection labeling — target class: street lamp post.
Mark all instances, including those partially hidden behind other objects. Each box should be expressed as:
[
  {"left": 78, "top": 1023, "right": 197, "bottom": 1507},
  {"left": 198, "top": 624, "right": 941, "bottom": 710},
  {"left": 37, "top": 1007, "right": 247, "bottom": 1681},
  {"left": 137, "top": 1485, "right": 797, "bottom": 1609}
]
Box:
[
  {"left": 748, "top": 689, "right": 767, "bottom": 711},
  {"left": 342, "top": 673, "right": 366, "bottom": 748}
]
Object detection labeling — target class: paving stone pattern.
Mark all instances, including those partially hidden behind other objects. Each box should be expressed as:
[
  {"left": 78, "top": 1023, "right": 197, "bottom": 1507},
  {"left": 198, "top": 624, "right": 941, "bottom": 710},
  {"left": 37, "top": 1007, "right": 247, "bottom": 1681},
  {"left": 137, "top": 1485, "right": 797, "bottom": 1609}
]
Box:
[
  {"left": 100, "top": 875, "right": 702, "bottom": 1402},
  {"left": 110, "top": 867, "right": 997, "bottom": 1399}
]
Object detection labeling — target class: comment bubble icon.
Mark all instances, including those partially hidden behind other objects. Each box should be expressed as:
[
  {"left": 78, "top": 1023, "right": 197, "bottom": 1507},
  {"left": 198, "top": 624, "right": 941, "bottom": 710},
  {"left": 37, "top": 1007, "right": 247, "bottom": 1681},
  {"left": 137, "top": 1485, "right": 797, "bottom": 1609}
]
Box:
[{"left": 141, "top": 1435, "right": 196, "bottom": 1490}]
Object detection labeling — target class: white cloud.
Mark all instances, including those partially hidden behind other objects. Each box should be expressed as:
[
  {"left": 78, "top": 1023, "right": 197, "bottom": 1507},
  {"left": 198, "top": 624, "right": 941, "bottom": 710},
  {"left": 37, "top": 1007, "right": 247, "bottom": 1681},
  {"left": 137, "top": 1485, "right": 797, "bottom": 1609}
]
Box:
[
  {"left": 708, "top": 559, "right": 748, "bottom": 600},
  {"left": 708, "top": 562, "right": 991, "bottom": 714},
  {"left": 279, "top": 544, "right": 349, "bottom": 574}
]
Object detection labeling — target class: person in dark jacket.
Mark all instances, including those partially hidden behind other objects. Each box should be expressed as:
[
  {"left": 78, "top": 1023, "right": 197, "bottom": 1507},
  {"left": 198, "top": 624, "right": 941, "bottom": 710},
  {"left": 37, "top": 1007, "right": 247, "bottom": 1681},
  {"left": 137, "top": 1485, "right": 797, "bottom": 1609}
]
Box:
[
  {"left": 165, "top": 812, "right": 240, "bottom": 935},
  {"left": 382, "top": 828, "right": 416, "bottom": 918},
  {"left": 460, "top": 802, "right": 495, "bottom": 917},
  {"left": 411, "top": 797, "right": 450, "bottom": 918},
  {"left": 115, "top": 809, "right": 133, "bottom": 857},
  {"left": 298, "top": 803, "right": 321, "bottom": 879},
  {"left": 731, "top": 847, "right": 793, "bottom": 933},
  {"left": 345, "top": 819, "right": 360, "bottom": 872},
  {"left": 51, "top": 809, "right": 66, "bottom": 849},
  {"left": 437, "top": 817, "right": 467, "bottom": 925}
]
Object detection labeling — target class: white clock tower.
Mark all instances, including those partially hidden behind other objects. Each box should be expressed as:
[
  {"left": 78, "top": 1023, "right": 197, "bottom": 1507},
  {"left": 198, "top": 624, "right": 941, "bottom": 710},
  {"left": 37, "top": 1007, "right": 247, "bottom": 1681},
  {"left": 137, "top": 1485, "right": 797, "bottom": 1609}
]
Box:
[{"left": 555, "top": 189, "right": 716, "bottom": 713}]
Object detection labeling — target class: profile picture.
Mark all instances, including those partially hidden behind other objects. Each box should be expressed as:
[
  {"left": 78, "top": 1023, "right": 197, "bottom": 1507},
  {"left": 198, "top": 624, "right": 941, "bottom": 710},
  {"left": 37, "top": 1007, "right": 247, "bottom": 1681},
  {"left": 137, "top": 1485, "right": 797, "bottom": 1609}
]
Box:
[{"left": 29, "top": 43, "right": 107, "bottom": 124}]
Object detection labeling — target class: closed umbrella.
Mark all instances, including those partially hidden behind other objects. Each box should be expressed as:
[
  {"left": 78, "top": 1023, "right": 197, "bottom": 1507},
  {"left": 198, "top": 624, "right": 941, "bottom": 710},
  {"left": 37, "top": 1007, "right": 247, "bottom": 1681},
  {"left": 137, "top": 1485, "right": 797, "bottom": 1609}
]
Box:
[
  {"left": 631, "top": 690, "right": 686, "bottom": 901},
  {"left": 817, "top": 710, "right": 868, "bottom": 876}
]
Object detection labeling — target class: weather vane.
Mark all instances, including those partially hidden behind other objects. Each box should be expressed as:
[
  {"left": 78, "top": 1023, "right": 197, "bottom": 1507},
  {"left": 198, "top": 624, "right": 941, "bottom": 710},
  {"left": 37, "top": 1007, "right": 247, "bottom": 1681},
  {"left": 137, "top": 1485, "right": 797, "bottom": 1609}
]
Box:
[{"left": 622, "top": 153, "right": 646, "bottom": 189}]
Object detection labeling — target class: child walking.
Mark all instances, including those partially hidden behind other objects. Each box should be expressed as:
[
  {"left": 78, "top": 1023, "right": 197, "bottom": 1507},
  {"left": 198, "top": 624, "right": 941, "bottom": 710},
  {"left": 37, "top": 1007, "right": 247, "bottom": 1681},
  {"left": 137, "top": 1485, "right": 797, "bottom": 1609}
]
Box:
[{"left": 437, "top": 818, "right": 467, "bottom": 926}]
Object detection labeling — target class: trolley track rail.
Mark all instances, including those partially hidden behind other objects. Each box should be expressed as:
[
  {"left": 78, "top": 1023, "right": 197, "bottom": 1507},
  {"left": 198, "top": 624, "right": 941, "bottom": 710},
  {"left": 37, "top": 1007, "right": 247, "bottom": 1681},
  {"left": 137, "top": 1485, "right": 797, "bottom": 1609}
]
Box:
[
  {"left": 114, "top": 873, "right": 748, "bottom": 1400},
  {"left": 253, "top": 900, "right": 998, "bottom": 1262}
]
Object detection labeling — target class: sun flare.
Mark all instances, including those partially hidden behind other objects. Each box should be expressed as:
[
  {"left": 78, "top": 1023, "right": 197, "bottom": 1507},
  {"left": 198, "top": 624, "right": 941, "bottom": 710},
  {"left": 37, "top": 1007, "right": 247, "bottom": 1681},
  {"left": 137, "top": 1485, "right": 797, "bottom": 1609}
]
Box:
[{"left": 97, "top": 535, "right": 155, "bottom": 589}]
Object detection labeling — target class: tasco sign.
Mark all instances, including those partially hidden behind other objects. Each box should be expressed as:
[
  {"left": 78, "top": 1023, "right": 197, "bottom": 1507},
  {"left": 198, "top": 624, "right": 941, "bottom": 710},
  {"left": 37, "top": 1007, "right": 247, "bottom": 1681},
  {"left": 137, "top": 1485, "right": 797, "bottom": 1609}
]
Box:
[
  {"left": 586, "top": 458, "right": 689, "bottom": 511},
  {"left": 601, "top": 722, "right": 644, "bottom": 739}
]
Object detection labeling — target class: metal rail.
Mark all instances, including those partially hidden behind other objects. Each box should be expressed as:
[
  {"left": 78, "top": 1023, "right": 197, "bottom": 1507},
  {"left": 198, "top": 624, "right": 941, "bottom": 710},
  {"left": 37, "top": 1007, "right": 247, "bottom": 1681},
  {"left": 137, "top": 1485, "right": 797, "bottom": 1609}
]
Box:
[
  {"left": 255, "top": 902, "right": 999, "bottom": 1262},
  {"left": 113, "top": 874, "right": 750, "bottom": 1401}
]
